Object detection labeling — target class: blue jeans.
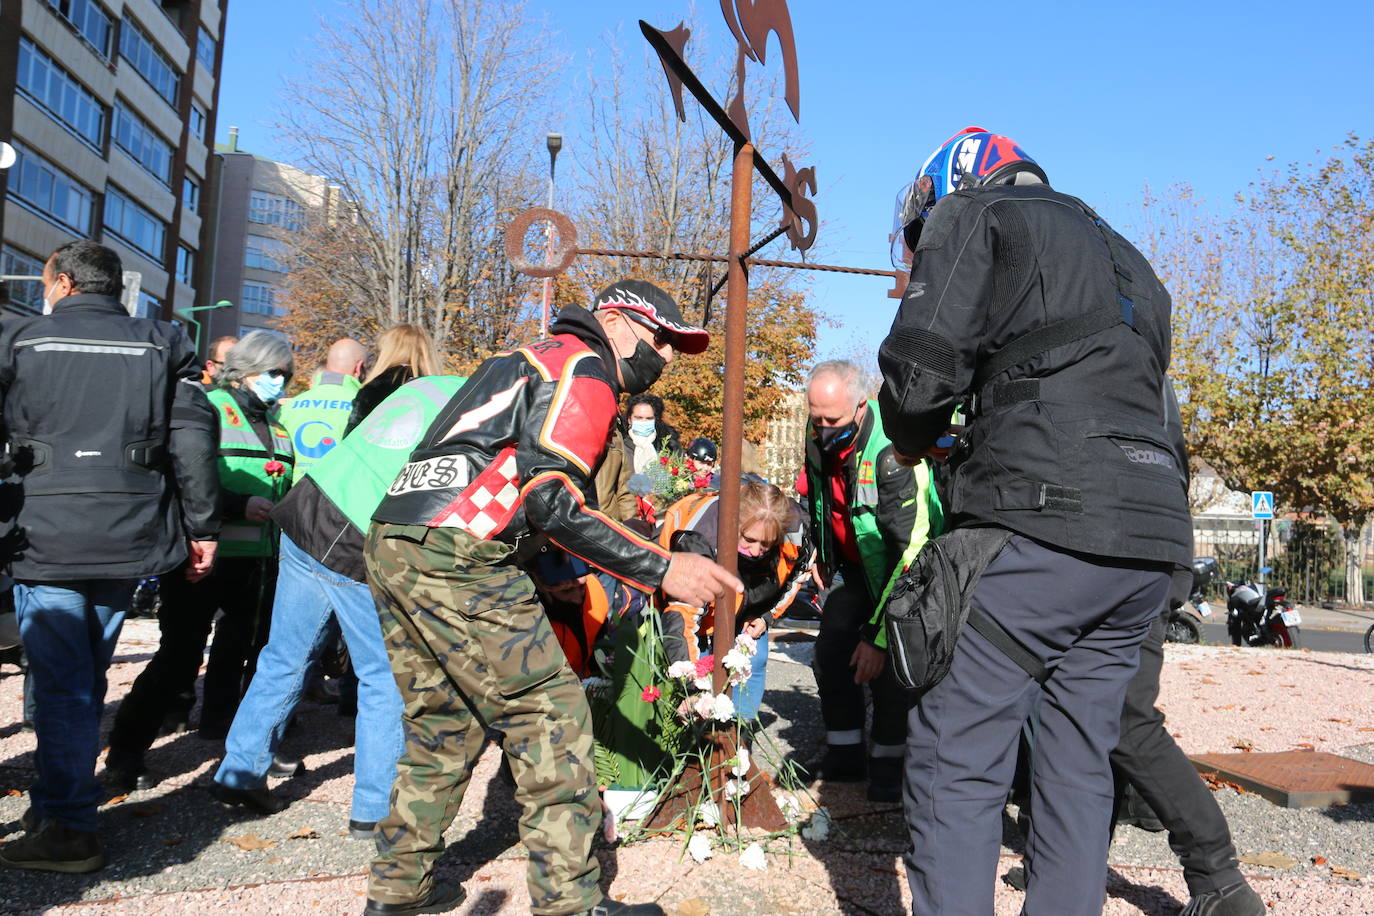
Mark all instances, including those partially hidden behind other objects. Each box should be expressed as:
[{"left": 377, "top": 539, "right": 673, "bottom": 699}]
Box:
[
  {"left": 733, "top": 629, "right": 770, "bottom": 720},
  {"left": 14, "top": 579, "right": 135, "bottom": 831},
  {"left": 216, "top": 535, "right": 404, "bottom": 822}
]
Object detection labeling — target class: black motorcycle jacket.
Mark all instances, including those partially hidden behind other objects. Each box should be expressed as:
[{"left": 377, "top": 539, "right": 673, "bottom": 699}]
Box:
[
  {"left": 0, "top": 294, "right": 221, "bottom": 581},
  {"left": 373, "top": 306, "right": 671, "bottom": 591},
  {"left": 878, "top": 184, "right": 1191, "bottom": 566}
]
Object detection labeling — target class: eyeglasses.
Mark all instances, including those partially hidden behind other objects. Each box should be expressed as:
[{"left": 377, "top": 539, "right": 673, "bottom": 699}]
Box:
[{"left": 626, "top": 313, "right": 672, "bottom": 350}]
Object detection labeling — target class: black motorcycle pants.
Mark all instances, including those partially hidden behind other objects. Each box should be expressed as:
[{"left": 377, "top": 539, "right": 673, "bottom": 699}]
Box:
[{"left": 1111, "top": 610, "right": 1244, "bottom": 895}]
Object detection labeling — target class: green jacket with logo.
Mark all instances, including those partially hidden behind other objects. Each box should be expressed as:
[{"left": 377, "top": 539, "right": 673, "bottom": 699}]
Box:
[
  {"left": 206, "top": 387, "right": 294, "bottom": 558},
  {"left": 803, "top": 400, "right": 943, "bottom": 648},
  {"left": 275, "top": 371, "right": 361, "bottom": 483},
  {"left": 271, "top": 376, "right": 466, "bottom": 582}
]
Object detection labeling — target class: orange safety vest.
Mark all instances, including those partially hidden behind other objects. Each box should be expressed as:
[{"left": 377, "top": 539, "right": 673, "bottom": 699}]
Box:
[
  {"left": 656, "top": 491, "right": 807, "bottom": 659},
  {"left": 550, "top": 575, "right": 613, "bottom": 678}
]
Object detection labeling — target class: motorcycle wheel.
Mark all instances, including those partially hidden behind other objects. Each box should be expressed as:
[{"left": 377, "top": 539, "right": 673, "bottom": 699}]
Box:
[
  {"left": 1268, "top": 624, "right": 1298, "bottom": 649},
  {"left": 1365, "top": 623, "right": 1374, "bottom": 654},
  {"left": 1228, "top": 620, "right": 1243, "bottom": 647},
  {"left": 1165, "top": 614, "right": 1202, "bottom": 645}
]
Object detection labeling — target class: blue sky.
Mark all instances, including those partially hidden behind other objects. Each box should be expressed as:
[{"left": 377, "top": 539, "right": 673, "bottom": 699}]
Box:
[{"left": 218, "top": 0, "right": 1372, "bottom": 359}]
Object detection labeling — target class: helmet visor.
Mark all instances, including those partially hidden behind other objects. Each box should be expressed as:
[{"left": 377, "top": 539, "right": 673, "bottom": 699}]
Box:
[{"left": 889, "top": 176, "right": 936, "bottom": 269}]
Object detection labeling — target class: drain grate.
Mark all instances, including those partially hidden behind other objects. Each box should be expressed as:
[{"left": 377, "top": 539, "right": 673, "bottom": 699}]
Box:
[{"left": 1190, "top": 750, "right": 1374, "bottom": 808}]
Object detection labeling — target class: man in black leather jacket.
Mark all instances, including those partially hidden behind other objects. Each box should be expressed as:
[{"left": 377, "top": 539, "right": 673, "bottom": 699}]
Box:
[
  {"left": 878, "top": 129, "right": 1191, "bottom": 915},
  {"left": 362, "top": 280, "right": 741, "bottom": 916},
  {"left": 0, "top": 241, "right": 219, "bottom": 873}
]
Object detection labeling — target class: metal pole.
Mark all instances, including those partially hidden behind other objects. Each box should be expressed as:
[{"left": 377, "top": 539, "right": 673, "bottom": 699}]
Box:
[
  {"left": 540, "top": 134, "right": 562, "bottom": 337},
  {"left": 713, "top": 140, "right": 752, "bottom": 695}
]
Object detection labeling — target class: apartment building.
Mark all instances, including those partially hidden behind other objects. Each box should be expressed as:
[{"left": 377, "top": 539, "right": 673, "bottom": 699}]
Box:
[
  {"left": 202, "top": 132, "right": 339, "bottom": 338},
  {"left": 0, "top": 0, "right": 227, "bottom": 333}
]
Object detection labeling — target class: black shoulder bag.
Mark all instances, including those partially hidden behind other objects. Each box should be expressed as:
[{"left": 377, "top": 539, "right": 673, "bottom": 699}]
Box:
[{"left": 885, "top": 527, "right": 1049, "bottom": 693}]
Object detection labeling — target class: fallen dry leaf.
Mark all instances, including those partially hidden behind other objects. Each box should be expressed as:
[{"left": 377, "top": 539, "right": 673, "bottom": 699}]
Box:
[
  {"left": 5, "top": 789, "right": 21, "bottom": 797},
  {"left": 163, "top": 838, "right": 182, "bottom": 847},
  {"left": 1245, "top": 670, "right": 1264, "bottom": 676},
  {"left": 1332, "top": 866, "right": 1362, "bottom": 880},
  {"left": 1326, "top": 718, "right": 1352, "bottom": 724},
  {"left": 224, "top": 834, "right": 277, "bottom": 851},
  {"left": 1232, "top": 738, "right": 1256, "bottom": 752},
  {"left": 1295, "top": 743, "right": 1315, "bottom": 751},
  {"left": 1239, "top": 852, "right": 1298, "bottom": 869},
  {"left": 1357, "top": 727, "right": 1374, "bottom": 733},
  {"left": 1313, "top": 856, "right": 1328, "bottom": 866},
  {"left": 104, "top": 794, "right": 129, "bottom": 805},
  {"left": 1201, "top": 773, "right": 1249, "bottom": 795},
  {"left": 289, "top": 827, "right": 321, "bottom": 840},
  {"left": 266, "top": 857, "right": 284, "bottom": 865},
  {"left": 128, "top": 803, "right": 163, "bottom": 818},
  {"left": 676, "top": 898, "right": 711, "bottom": 916}
]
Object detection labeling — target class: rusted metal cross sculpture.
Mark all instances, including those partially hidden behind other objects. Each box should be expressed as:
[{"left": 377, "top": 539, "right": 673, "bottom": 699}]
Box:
[{"left": 503, "top": 0, "right": 905, "bottom": 831}]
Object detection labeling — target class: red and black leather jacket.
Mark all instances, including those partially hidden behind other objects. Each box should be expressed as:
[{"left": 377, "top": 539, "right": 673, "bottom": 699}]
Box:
[{"left": 372, "top": 306, "right": 671, "bottom": 592}]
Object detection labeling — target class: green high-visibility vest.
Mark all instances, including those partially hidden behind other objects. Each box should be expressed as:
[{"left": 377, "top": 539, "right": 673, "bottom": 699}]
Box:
[
  {"left": 275, "top": 371, "right": 361, "bottom": 482},
  {"left": 305, "top": 376, "right": 466, "bottom": 531},
  {"left": 206, "top": 388, "right": 295, "bottom": 558},
  {"left": 805, "top": 400, "right": 944, "bottom": 648}
]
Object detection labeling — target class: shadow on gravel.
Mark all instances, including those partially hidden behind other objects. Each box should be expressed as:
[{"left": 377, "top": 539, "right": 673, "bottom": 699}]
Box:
[
  {"left": 1318, "top": 800, "right": 1374, "bottom": 824},
  {"left": 0, "top": 785, "right": 236, "bottom": 912},
  {"left": 1282, "top": 654, "right": 1374, "bottom": 674},
  {"left": 1105, "top": 865, "right": 1185, "bottom": 914}
]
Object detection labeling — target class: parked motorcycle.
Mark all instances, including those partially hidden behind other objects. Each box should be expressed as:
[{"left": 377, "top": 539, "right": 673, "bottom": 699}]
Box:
[
  {"left": 1225, "top": 578, "right": 1301, "bottom": 648},
  {"left": 1165, "top": 557, "right": 1218, "bottom": 644}
]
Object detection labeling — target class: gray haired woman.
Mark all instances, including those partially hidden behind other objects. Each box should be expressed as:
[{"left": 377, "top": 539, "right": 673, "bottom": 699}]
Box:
[{"left": 104, "top": 331, "right": 299, "bottom": 787}]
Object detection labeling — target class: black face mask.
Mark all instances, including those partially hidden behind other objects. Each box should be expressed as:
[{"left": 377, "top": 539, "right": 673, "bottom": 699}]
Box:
[
  {"left": 737, "top": 549, "right": 777, "bottom": 576},
  {"left": 617, "top": 338, "right": 667, "bottom": 395},
  {"left": 814, "top": 420, "right": 858, "bottom": 453}
]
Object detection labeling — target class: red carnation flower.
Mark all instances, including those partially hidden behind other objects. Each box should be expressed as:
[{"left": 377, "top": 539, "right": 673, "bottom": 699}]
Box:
[
  {"left": 694, "top": 654, "right": 715, "bottom": 677},
  {"left": 640, "top": 685, "right": 661, "bottom": 703},
  {"left": 264, "top": 460, "right": 286, "bottom": 478},
  {"left": 660, "top": 456, "right": 670, "bottom": 465},
  {"left": 671, "top": 466, "right": 680, "bottom": 475}
]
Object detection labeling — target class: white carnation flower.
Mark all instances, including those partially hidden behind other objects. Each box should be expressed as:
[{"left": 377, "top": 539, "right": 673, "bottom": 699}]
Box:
[
  {"left": 692, "top": 674, "right": 713, "bottom": 691},
  {"left": 739, "top": 841, "right": 768, "bottom": 871},
  {"left": 780, "top": 793, "right": 804, "bottom": 822},
  {"left": 710, "top": 692, "right": 736, "bottom": 722},
  {"left": 730, "top": 747, "right": 751, "bottom": 778},
  {"left": 667, "top": 660, "right": 697, "bottom": 680},
  {"left": 687, "top": 833, "right": 713, "bottom": 863},
  {"left": 722, "top": 648, "right": 751, "bottom": 672},
  {"left": 734, "top": 633, "right": 758, "bottom": 656},
  {"left": 697, "top": 799, "right": 721, "bottom": 827},
  {"left": 801, "top": 807, "right": 832, "bottom": 842}
]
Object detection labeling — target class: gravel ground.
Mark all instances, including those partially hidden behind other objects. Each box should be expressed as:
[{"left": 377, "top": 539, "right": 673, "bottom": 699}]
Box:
[{"left": 1, "top": 620, "right": 1373, "bottom": 914}]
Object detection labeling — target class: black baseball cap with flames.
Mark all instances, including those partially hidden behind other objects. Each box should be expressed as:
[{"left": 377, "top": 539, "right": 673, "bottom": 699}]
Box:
[{"left": 590, "top": 279, "right": 710, "bottom": 355}]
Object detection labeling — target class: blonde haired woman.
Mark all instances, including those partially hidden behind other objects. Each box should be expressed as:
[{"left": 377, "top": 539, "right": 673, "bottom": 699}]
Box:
[
  {"left": 345, "top": 325, "right": 443, "bottom": 434},
  {"left": 658, "top": 479, "right": 814, "bottom": 719}
]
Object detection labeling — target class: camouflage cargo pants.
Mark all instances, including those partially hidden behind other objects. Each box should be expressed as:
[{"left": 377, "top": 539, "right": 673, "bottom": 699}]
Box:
[{"left": 365, "top": 523, "right": 602, "bottom": 915}]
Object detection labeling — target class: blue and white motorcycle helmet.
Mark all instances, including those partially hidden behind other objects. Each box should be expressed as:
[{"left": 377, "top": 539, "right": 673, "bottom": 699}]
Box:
[{"left": 890, "top": 126, "right": 1048, "bottom": 269}]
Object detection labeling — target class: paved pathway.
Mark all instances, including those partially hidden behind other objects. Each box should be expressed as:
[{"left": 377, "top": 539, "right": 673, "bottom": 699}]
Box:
[{"left": 2, "top": 620, "right": 1373, "bottom": 914}]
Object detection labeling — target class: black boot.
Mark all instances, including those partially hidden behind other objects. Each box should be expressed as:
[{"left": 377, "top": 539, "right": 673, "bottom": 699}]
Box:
[
  {"left": 866, "top": 757, "right": 903, "bottom": 803},
  {"left": 576, "top": 900, "right": 667, "bottom": 916},
  {"left": 104, "top": 751, "right": 157, "bottom": 793},
  {"left": 0, "top": 819, "right": 104, "bottom": 873},
  {"left": 208, "top": 782, "right": 288, "bottom": 815},
  {"left": 818, "top": 743, "right": 867, "bottom": 782},
  {"left": 1180, "top": 880, "right": 1265, "bottom": 916},
  {"left": 361, "top": 881, "right": 466, "bottom": 915}
]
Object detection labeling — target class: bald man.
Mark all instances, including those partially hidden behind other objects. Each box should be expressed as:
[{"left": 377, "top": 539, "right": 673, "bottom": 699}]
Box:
[{"left": 277, "top": 338, "right": 368, "bottom": 482}]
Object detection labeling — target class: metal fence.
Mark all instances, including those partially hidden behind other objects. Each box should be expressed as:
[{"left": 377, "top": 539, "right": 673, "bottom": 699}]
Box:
[{"left": 1193, "top": 517, "right": 1371, "bottom": 606}]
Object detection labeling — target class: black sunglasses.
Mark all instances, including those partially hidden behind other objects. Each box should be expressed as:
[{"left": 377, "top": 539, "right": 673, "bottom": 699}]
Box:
[{"left": 626, "top": 313, "right": 671, "bottom": 349}]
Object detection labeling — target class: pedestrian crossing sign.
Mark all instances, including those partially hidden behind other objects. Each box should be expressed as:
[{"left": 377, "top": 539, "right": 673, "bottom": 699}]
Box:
[{"left": 1251, "top": 491, "right": 1275, "bottom": 519}]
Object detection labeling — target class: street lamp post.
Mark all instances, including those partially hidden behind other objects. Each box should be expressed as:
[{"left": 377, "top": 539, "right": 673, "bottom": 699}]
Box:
[
  {"left": 540, "top": 133, "right": 563, "bottom": 337},
  {"left": 176, "top": 299, "right": 233, "bottom": 352}
]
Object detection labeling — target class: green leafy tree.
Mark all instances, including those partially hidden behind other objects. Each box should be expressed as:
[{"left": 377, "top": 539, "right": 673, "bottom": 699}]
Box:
[{"left": 1146, "top": 136, "right": 1374, "bottom": 601}]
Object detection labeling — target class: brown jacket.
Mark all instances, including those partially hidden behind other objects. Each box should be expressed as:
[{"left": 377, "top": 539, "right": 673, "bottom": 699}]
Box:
[{"left": 594, "top": 432, "right": 638, "bottom": 522}]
